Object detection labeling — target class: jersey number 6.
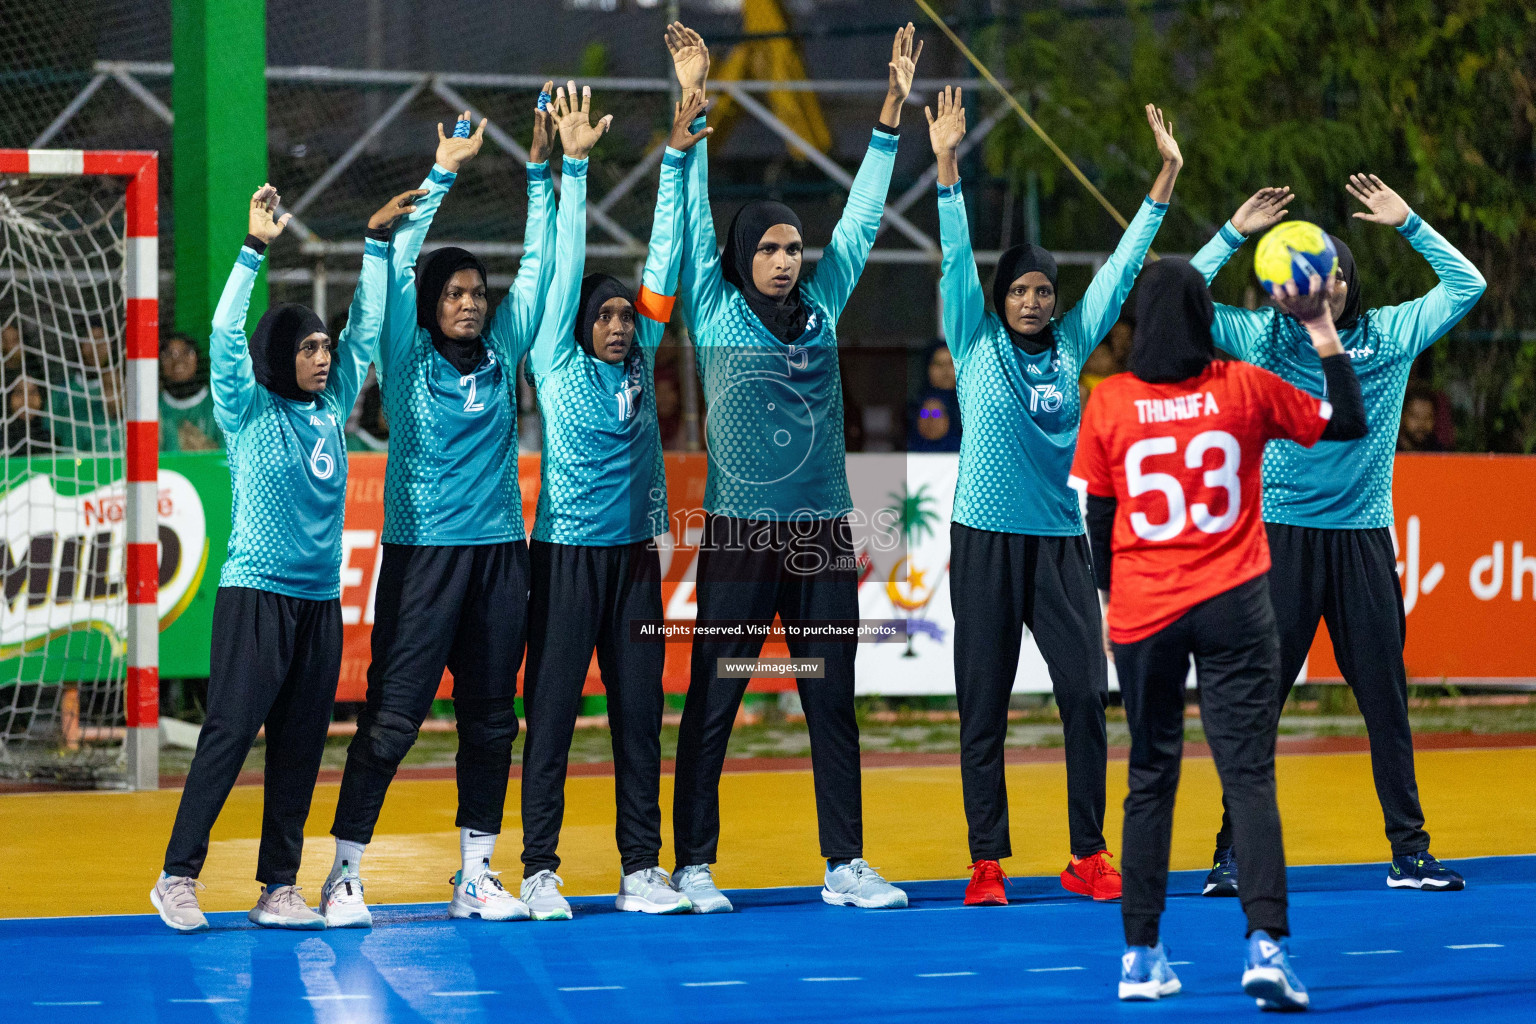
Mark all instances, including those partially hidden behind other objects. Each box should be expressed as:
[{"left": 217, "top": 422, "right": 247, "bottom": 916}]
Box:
[
  {"left": 308, "top": 436, "right": 335, "bottom": 480},
  {"left": 1124, "top": 430, "right": 1241, "bottom": 541}
]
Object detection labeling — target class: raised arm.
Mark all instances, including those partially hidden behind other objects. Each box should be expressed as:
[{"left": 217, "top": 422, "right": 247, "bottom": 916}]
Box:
[
  {"left": 210, "top": 185, "right": 289, "bottom": 434},
  {"left": 1057, "top": 104, "right": 1180, "bottom": 362},
  {"left": 1188, "top": 187, "right": 1295, "bottom": 362},
  {"left": 326, "top": 189, "right": 421, "bottom": 411},
  {"left": 485, "top": 84, "right": 562, "bottom": 366},
  {"left": 636, "top": 92, "right": 711, "bottom": 352},
  {"left": 665, "top": 24, "right": 733, "bottom": 338},
  {"left": 379, "top": 112, "right": 486, "bottom": 374},
  {"left": 809, "top": 24, "right": 920, "bottom": 320},
  {"left": 1344, "top": 174, "right": 1487, "bottom": 358},
  {"left": 926, "top": 86, "right": 987, "bottom": 361}
]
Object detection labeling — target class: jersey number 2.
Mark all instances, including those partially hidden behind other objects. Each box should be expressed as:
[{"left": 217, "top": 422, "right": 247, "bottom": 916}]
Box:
[
  {"left": 460, "top": 374, "right": 485, "bottom": 413},
  {"left": 1124, "top": 430, "right": 1240, "bottom": 541}
]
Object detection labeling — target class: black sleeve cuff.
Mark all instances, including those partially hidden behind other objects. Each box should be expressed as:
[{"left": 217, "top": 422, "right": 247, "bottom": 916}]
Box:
[
  {"left": 875, "top": 119, "right": 900, "bottom": 137},
  {"left": 1319, "top": 353, "right": 1367, "bottom": 442},
  {"left": 364, "top": 226, "right": 393, "bottom": 243},
  {"left": 243, "top": 234, "right": 268, "bottom": 255},
  {"left": 1085, "top": 494, "right": 1117, "bottom": 592}
]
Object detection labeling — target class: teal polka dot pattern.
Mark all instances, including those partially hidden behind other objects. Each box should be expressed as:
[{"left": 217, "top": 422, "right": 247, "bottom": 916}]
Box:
[
  {"left": 695, "top": 292, "right": 850, "bottom": 521},
  {"left": 379, "top": 327, "right": 522, "bottom": 546},
  {"left": 531, "top": 347, "right": 668, "bottom": 545},
  {"left": 220, "top": 388, "right": 350, "bottom": 600},
  {"left": 952, "top": 315, "right": 1088, "bottom": 536},
  {"left": 1247, "top": 311, "right": 1408, "bottom": 529}
]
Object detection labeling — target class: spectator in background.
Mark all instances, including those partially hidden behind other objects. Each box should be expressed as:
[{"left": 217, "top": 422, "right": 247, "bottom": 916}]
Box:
[
  {"left": 5, "top": 377, "right": 54, "bottom": 456},
  {"left": 1397, "top": 382, "right": 1445, "bottom": 452},
  {"left": 346, "top": 379, "right": 389, "bottom": 452},
  {"left": 50, "top": 316, "right": 124, "bottom": 452},
  {"left": 159, "top": 332, "right": 223, "bottom": 452},
  {"left": 907, "top": 340, "right": 961, "bottom": 452}
]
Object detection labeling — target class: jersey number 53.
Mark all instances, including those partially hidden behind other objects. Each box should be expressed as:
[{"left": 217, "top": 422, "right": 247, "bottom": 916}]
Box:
[{"left": 1125, "top": 430, "right": 1240, "bottom": 541}]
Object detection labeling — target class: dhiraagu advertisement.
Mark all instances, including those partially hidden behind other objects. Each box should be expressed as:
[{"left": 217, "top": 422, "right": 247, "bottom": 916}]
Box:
[{"left": 1, "top": 453, "right": 223, "bottom": 684}]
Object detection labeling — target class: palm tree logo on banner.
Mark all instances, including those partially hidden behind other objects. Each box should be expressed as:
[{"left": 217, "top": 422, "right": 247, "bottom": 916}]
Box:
[{"left": 884, "top": 483, "right": 947, "bottom": 658}]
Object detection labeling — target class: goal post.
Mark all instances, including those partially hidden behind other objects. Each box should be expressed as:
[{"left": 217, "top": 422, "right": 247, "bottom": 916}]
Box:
[{"left": 0, "top": 149, "right": 159, "bottom": 789}]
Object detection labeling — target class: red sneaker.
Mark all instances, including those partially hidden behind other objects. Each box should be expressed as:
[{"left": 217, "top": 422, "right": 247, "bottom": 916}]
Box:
[
  {"left": 1060, "top": 851, "right": 1122, "bottom": 901},
  {"left": 964, "top": 860, "right": 1008, "bottom": 906}
]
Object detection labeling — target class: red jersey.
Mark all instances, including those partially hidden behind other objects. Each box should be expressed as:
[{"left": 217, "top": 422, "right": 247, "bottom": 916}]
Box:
[{"left": 1071, "top": 361, "right": 1331, "bottom": 644}]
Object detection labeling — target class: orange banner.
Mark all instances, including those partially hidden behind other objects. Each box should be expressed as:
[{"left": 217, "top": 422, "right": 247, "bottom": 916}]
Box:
[{"left": 1305, "top": 454, "right": 1536, "bottom": 682}]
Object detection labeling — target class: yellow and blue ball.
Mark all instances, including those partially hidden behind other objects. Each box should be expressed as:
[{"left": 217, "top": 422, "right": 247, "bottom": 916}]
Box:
[{"left": 1254, "top": 221, "right": 1337, "bottom": 295}]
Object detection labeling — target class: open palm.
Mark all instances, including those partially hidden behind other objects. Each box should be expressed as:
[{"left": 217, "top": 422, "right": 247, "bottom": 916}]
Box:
[
  {"left": 888, "top": 22, "right": 923, "bottom": 103},
  {"left": 925, "top": 86, "right": 966, "bottom": 156},
  {"left": 1347, "top": 173, "right": 1410, "bottom": 227},
  {"left": 435, "top": 110, "right": 486, "bottom": 173},
  {"left": 665, "top": 22, "right": 708, "bottom": 93},
  {"left": 248, "top": 184, "right": 291, "bottom": 244},
  {"left": 554, "top": 81, "right": 612, "bottom": 160},
  {"left": 1231, "top": 186, "right": 1294, "bottom": 236},
  {"left": 1145, "top": 104, "right": 1181, "bottom": 166}
]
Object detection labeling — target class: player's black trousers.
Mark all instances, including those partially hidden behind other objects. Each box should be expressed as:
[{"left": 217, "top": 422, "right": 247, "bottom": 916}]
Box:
[
  {"left": 950, "top": 524, "right": 1110, "bottom": 861},
  {"left": 1215, "top": 524, "right": 1429, "bottom": 856},
  {"left": 1116, "top": 576, "right": 1289, "bottom": 947},
  {"left": 521, "top": 539, "right": 666, "bottom": 878},
  {"left": 164, "top": 587, "right": 341, "bottom": 885},
  {"left": 672, "top": 514, "right": 862, "bottom": 869},
  {"left": 332, "top": 542, "right": 528, "bottom": 844}
]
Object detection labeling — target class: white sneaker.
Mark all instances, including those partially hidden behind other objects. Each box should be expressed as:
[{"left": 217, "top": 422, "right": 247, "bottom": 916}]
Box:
[
  {"left": 520, "top": 869, "right": 572, "bottom": 922},
  {"left": 321, "top": 866, "right": 373, "bottom": 929},
  {"left": 249, "top": 885, "right": 326, "bottom": 930},
  {"left": 822, "top": 859, "right": 908, "bottom": 909},
  {"left": 674, "top": 863, "right": 733, "bottom": 914},
  {"left": 151, "top": 873, "right": 209, "bottom": 933},
  {"left": 616, "top": 867, "right": 693, "bottom": 915},
  {"left": 450, "top": 868, "right": 530, "bottom": 922}
]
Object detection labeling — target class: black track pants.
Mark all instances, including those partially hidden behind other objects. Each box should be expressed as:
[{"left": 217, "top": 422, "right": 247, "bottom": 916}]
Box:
[
  {"left": 1116, "top": 577, "right": 1289, "bottom": 947},
  {"left": 521, "top": 540, "right": 666, "bottom": 877},
  {"left": 672, "top": 515, "right": 862, "bottom": 869},
  {"left": 950, "top": 523, "right": 1110, "bottom": 861},
  {"left": 332, "top": 542, "right": 528, "bottom": 844},
  {"left": 164, "top": 587, "right": 341, "bottom": 885},
  {"left": 1216, "top": 524, "right": 1429, "bottom": 856}
]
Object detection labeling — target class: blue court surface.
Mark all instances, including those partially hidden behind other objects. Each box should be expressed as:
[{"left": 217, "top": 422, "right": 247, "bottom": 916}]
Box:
[{"left": 4, "top": 857, "right": 1530, "bottom": 1023}]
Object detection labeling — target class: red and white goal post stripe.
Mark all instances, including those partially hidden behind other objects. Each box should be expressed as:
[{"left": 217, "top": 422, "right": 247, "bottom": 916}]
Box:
[{"left": 0, "top": 149, "right": 160, "bottom": 789}]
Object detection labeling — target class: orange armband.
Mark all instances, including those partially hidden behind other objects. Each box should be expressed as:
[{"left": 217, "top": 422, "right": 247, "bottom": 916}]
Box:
[{"left": 634, "top": 286, "right": 676, "bottom": 323}]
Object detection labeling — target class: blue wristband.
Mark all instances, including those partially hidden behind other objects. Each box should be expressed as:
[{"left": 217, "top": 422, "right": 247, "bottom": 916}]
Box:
[{"left": 453, "top": 118, "right": 472, "bottom": 139}]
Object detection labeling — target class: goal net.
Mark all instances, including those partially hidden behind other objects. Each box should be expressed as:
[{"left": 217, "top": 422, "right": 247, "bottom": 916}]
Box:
[{"left": 0, "top": 150, "right": 159, "bottom": 788}]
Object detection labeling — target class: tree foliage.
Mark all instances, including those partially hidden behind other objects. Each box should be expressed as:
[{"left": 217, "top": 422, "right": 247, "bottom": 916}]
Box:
[{"left": 968, "top": 0, "right": 1535, "bottom": 447}]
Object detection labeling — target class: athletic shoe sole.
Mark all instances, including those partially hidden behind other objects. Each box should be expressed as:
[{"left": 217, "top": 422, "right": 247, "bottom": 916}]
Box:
[
  {"left": 1242, "top": 967, "right": 1309, "bottom": 1011},
  {"left": 529, "top": 906, "right": 573, "bottom": 922},
  {"left": 248, "top": 907, "right": 326, "bottom": 930},
  {"left": 1118, "top": 978, "right": 1181, "bottom": 1001},
  {"left": 963, "top": 893, "right": 1007, "bottom": 906},
  {"left": 449, "top": 898, "right": 531, "bottom": 922},
  {"left": 322, "top": 904, "right": 373, "bottom": 929},
  {"left": 820, "top": 887, "right": 909, "bottom": 909},
  {"left": 1203, "top": 881, "right": 1240, "bottom": 897},
  {"left": 1386, "top": 875, "right": 1463, "bottom": 891},
  {"left": 1060, "top": 869, "right": 1119, "bottom": 901},
  {"left": 615, "top": 894, "right": 693, "bottom": 915},
  {"left": 150, "top": 887, "right": 208, "bottom": 933},
  {"left": 683, "top": 894, "right": 733, "bottom": 914}
]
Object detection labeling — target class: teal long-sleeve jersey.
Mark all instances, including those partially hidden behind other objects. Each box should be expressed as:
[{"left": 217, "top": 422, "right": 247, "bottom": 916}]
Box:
[
  {"left": 377, "top": 161, "right": 558, "bottom": 546},
  {"left": 679, "top": 118, "right": 899, "bottom": 522},
  {"left": 212, "top": 237, "right": 386, "bottom": 600},
  {"left": 1190, "top": 213, "right": 1486, "bottom": 528},
  {"left": 529, "top": 150, "right": 687, "bottom": 546},
  {"left": 940, "top": 180, "right": 1167, "bottom": 535}
]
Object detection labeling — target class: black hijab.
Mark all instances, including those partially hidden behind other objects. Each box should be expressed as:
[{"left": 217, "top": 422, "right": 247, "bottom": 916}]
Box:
[
  {"left": 1129, "top": 258, "right": 1216, "bottom": 384},
  {"left": 723, "top": 200, "right": 808, "bottom": 343},
  {"left": 415, "top": 246, "right": 490, "bottom": 375},
  {"left": 576, "top": 273, "right": 636, "bottom": 359},
  {"left": 1325, "top": 233, "right": 1362, "bottom": 331},
  {"left": 992, "top": 243, "right": 1059, "bottom": 354},
  {"left": 249, "top": 303, "right": 326, "bottom": 403}
]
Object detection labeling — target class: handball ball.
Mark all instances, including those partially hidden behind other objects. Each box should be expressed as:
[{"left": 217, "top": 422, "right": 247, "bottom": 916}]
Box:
[{"left": 1255, "top": 221, "right": 1338, "bottom": 295}]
